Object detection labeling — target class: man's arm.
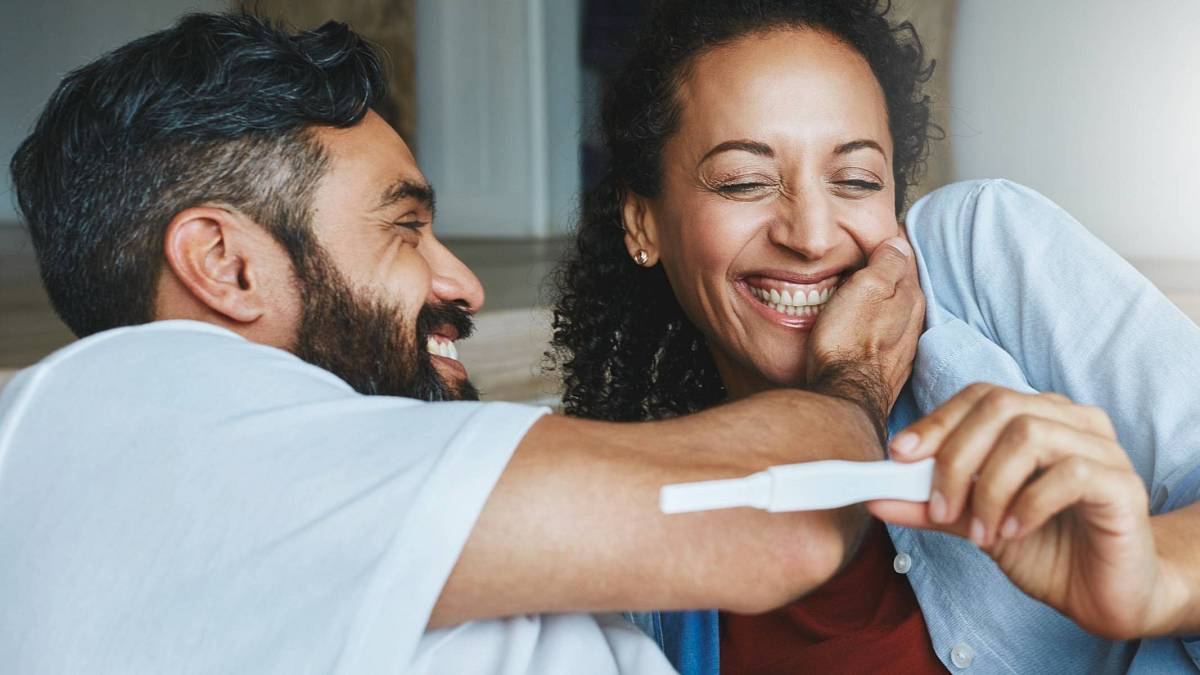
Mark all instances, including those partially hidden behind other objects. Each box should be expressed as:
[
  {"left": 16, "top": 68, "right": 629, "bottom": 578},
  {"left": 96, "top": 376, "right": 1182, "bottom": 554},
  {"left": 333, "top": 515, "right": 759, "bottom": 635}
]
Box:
[
  {"left": 432, "top": 390, "right": 878, "bottom": 628},
  {"left": 432, "top": 237, "right": 923, "bottom": 628}
]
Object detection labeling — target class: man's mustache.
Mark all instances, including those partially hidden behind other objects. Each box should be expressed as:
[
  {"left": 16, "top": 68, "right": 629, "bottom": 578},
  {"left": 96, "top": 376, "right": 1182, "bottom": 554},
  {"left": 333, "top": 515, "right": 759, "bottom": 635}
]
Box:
[{"left": 417, "top": 301, "right": 475, "bottom": 343}]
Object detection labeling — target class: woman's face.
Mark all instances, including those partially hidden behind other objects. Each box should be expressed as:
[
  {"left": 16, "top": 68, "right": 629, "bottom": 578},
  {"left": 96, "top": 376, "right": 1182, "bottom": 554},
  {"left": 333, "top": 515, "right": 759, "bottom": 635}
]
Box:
[{"left": 638, "top": 28, "right": 900, "bottom": 396}]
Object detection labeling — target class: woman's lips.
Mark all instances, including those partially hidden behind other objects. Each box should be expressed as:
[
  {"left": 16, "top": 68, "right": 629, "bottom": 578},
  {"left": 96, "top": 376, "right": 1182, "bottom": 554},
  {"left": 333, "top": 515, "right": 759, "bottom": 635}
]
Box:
[{"left": 738, "top": 273, "right": 843, "bottom": 329}]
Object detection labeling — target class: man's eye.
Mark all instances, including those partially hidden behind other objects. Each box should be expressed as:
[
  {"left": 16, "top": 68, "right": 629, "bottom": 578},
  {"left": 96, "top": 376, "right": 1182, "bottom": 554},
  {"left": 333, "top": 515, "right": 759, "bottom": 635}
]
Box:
[{"left": 392, "top": 220, "right": 425, "bottom": 231}]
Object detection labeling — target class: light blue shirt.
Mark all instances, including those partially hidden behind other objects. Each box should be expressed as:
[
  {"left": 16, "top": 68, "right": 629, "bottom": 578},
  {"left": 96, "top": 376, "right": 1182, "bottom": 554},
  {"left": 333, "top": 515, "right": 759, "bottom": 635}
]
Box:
[{"left": 630, "top": 180, "right": 1200, "bottom": 674}]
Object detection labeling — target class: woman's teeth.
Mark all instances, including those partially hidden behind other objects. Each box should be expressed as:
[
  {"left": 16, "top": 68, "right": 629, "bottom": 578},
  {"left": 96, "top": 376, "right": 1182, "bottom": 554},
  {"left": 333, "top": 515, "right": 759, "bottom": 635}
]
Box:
[
  {"left": 426, "top": 337, "right": 460, "bottom": 361},
  {"left": 749, "top": 285, "right": 834, "bottom": 317}
]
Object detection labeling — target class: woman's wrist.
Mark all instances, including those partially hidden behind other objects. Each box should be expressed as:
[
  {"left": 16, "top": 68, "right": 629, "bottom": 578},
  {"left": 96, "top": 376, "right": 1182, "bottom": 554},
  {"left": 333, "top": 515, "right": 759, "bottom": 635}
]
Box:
[{"left": 1145, "top": 509, "right": 1200, "bottom": 636}]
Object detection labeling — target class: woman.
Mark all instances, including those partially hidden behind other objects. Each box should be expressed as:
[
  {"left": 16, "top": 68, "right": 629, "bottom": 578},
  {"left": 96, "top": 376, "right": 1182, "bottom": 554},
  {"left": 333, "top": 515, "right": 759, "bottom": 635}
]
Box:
[{"left": 551, "top": 1, "right": 1200, "bottom": 673}]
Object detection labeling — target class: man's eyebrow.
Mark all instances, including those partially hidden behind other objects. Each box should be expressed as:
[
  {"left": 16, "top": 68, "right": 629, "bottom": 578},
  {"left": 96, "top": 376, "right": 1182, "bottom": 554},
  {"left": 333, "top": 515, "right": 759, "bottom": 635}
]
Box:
[
  {"left": 377, "top": 178, "right": 436, "bottom": 217},
  {"left": 699, "top": 139, "right": 775, "bottom": 164},
  {"left": 834, "top": 139, "right": 887, "bottom": 161}
]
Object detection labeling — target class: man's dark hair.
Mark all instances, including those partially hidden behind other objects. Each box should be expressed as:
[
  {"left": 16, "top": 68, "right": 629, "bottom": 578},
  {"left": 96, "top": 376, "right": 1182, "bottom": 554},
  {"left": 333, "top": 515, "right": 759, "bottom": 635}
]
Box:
[{"left": 9, "top": 12, "right": 386, "bottom": 337}]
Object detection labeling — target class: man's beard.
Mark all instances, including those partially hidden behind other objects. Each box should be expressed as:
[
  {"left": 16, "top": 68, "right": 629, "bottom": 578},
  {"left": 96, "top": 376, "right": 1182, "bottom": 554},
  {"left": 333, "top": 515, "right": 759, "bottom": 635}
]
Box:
[{"left": 289, "top": 248, "right": 479, "bottom": 401}]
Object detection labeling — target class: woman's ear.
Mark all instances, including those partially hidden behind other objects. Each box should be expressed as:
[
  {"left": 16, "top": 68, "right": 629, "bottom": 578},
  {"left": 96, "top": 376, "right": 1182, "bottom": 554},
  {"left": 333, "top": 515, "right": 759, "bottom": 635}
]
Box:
[
  {"left": 161, "top": 206, "right": 270, "bottom": 324},
  {"left": 621, "top": 191, "right": 661, "bottom": 267}
]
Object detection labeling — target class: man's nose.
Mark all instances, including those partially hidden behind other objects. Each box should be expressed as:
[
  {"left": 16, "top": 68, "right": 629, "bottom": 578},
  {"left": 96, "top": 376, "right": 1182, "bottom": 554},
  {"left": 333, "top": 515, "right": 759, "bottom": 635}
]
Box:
[
  {"left": 426, "top": 240, "right": 485, "bottom": 313},
  {"left": 768, "top": 189, "right": 837, "bottom": 260}
]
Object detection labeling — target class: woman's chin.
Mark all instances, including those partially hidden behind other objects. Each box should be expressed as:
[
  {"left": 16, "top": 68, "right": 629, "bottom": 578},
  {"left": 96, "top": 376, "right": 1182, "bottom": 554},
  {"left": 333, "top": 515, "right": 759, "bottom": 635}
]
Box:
[
  {"left": 710, "top": 340, "right": 809, "bottom": 395},
  {"left": 743, "top": 360, "right": 809, "bottom": 391}
]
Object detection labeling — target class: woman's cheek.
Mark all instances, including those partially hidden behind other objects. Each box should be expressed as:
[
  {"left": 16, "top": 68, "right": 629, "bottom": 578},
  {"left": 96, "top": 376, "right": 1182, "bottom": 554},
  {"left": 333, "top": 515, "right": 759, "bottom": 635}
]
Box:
[{"left": 847, "top": 213, "right": 901, "bottom": 258}]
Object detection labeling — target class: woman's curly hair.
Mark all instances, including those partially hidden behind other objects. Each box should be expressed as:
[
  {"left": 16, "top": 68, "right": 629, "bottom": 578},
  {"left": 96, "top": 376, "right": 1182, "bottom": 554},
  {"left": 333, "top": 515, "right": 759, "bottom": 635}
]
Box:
[{"left": 551, "top": 0, "right": 938, "bottom": 421}]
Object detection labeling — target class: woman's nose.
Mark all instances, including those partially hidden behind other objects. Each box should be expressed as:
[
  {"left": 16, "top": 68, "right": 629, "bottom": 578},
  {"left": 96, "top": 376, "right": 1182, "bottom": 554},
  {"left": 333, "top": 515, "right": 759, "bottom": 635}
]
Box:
[
  {"left": 426, "top": 240, "right": 485, "bottom": 313},
  {"left": 768, "top": 191, "right": 837, "bottom": 260}
]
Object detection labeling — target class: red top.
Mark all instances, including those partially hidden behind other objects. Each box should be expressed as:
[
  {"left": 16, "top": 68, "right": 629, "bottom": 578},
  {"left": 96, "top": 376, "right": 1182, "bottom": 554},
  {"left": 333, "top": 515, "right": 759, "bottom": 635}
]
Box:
[{"left": 720, "top": 520, "right": 945, "bottom": 674}]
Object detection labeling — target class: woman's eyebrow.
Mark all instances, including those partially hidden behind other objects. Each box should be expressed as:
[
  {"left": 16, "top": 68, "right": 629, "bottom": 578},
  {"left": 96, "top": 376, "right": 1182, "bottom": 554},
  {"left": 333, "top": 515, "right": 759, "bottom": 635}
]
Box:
[
  {"left": 834, "top": 139, "right": 887, "bottom": 161},
  {"left": 699, "top": 139, "right": 774, "bottom": 164}
]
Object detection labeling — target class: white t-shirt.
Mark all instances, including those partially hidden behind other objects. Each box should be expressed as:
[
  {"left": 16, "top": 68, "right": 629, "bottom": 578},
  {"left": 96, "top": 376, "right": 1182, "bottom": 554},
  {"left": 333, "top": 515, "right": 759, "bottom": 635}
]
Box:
[{"left": 0, "top": 320, "right": 677, "bottom": 675}]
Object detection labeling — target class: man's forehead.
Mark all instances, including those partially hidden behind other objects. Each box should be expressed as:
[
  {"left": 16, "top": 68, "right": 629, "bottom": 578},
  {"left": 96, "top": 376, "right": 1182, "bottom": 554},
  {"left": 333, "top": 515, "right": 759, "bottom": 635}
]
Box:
[{"left": 311, "top": 110, "right": 431, "bottom": 209}]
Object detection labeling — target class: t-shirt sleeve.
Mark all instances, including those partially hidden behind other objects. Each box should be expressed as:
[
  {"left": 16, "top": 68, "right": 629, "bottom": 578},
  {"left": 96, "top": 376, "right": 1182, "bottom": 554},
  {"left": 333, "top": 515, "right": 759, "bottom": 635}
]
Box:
[
  {"left": 335, "top": 400, "right": 549, "bottom": 673},
  {"left": 0, "top": 323, "right": 548, "bottom": 674}
]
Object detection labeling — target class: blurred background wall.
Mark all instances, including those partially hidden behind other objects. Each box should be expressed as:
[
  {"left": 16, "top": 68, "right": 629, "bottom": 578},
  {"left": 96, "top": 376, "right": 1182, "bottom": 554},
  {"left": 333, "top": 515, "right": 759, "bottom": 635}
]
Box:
[
  {"left": 951, "top": 0, "right": 1200, "bottom": 261},
  {"left": 0, "top": 0, "right": 227, "bottom": 226}
]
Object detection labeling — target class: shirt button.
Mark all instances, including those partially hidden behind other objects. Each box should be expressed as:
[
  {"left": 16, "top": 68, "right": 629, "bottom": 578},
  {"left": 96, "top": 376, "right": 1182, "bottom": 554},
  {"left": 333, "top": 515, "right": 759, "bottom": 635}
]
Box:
[
  {"left": 950, "top": 642, "right": 975, "bottom": 669},
  {"left": 892, "top": 552, "right": 912, "bottom": 574}
]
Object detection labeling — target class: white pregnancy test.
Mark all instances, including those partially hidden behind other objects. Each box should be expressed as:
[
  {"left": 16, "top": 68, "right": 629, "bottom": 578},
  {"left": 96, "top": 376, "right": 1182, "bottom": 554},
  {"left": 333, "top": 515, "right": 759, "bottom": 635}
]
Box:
[{"left": 660, "top": 458, "right": 934, "bottom": 514}]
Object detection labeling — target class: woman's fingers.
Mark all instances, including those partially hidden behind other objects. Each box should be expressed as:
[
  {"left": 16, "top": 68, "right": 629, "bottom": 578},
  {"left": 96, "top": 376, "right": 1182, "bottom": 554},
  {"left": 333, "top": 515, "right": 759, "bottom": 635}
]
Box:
[
  {"left": 867, "top": 499, "right": 972, "bottom": 538},
  {"left": 1004, "top": 457, "right": 1149, "bottom": 540},
  {"left": 969, "top": 417, "right": 1128, "bottom": 546},
  {"left": 891, "top": 385, "right": 1120, "bottom": 526},
  {"left": 890, "top": 384, "right": 1116, "bottom": 461},
  {"left": 888, "top": 382, "right": 993, "bottom": 458}
]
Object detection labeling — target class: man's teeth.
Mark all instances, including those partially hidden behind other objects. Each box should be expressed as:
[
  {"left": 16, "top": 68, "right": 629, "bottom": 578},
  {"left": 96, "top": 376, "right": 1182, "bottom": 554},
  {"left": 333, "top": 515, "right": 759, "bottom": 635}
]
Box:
[
  {"left": 426, "top": 337, "right": 459, "bottom": 361},
  {"left": 750, "top": 285, "right": 834, "bottom": 317}
]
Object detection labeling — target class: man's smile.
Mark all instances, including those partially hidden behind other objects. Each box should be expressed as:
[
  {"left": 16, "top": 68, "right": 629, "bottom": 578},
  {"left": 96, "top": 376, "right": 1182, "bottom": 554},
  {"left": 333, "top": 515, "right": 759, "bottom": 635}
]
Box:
[
  {"left": 426, "top": 334, "right": 460, "bottom": 362},
  {"left": 426, "top": 329, "right": 468, "bottom": 382}
]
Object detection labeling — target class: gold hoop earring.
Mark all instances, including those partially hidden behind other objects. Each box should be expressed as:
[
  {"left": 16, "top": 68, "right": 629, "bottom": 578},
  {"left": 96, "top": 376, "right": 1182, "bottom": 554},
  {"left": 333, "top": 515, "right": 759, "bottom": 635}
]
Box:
[{"left": 634, "top": 249, "right": 649, "bottom": 266}]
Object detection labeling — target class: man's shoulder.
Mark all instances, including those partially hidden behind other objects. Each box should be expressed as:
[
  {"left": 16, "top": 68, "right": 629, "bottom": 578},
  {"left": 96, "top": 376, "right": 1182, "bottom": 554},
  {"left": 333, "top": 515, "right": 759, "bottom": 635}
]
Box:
[
  {"left": 4, "top": 320, "right": 356, "bottom": 422},
  {"left": 42, "top": 319, "right": 303, "bottom": 367},
  {"left": 43, "top": 319, "right": 345, "bottom": 388}
]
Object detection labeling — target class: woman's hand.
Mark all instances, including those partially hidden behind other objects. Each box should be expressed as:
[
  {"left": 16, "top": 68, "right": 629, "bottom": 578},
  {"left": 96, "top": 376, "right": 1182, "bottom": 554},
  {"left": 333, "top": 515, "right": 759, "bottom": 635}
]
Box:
[{"left": 869, "top": 383, "right": 1189, "bottom": 640}]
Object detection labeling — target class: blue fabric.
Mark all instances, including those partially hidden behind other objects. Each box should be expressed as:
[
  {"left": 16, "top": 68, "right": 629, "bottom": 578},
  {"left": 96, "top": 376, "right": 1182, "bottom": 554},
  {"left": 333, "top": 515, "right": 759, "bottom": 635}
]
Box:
[
  {"left": 631, "top": 180, "right": 1200, "bottom": 674},
  {"left": 659, "top": 611, "right": 720, "bottom": 675}
]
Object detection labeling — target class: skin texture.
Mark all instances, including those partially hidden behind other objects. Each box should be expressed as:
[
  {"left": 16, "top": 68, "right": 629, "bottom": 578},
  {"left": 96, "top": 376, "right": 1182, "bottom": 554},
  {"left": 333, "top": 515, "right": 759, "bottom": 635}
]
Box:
[
  {"left": 623, "top": 29, "right": 902, "bottom": 398},
  {"left": 151, "top": 106, "right": 926, "bottom": 629}
]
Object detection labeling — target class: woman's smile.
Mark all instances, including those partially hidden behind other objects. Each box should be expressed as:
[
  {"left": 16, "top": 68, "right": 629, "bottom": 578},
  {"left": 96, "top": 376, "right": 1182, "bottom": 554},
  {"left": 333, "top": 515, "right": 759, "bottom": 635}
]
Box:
[{"left": 737, "top": 270, "right": 845, "bottom": 329}]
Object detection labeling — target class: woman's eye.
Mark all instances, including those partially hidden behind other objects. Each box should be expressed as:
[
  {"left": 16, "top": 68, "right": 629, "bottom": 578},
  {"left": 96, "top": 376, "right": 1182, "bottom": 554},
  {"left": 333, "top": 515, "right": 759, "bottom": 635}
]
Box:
[
  {"left": 716, "top": 182, "right": 770, "bottom": 195},
  {"left": 837, "top": 179, "right": 883, "bottom": 191}
]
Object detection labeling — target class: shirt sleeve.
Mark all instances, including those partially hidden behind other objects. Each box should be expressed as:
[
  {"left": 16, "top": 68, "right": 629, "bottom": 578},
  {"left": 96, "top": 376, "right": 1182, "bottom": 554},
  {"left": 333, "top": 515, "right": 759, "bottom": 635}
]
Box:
[
  {"left": 907, "top": 180, "right": 1200, "bottom": 667},
  {"left": 906, "top": 179, "right": 1200, "bottom": 513},
  {"left": 335, "top": 400, "right": 549, "bottom": 673},
  {"left": 0, "top": 323, "right": 548, "bottom": 674}
]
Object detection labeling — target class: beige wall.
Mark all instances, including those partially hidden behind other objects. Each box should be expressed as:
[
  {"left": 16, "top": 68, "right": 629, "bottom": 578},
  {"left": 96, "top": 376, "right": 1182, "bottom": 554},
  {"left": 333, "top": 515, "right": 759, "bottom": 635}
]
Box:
[
  {"left": 890, "top": 0, "right": 957, "bottom": 205},
  {"left": 949, "top": 0, "right": 1200, "bottom": 264}
]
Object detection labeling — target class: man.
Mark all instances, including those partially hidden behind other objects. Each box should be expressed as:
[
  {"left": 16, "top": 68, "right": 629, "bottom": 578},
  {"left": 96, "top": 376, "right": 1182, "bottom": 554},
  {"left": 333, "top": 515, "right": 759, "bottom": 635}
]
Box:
[{"left": 0, "top": 13, "right": 924, "bottom": 673}]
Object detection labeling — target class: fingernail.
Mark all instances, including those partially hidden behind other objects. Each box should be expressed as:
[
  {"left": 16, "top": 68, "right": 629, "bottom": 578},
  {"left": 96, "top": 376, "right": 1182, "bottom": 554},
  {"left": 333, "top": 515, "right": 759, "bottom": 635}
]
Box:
[
  {"left": 890, "top": 431, "right": 919, "bottom": 455},
  {"left": 970, "top": 518, "right": 986, "bottom": 546},
  {"left": 885, "top": 236, "right": 912, "bottom": 257},
  {"left": 929, "top": 490, "right": 947, "bottom": 523},
  {"left": 1000, "top": 516, "right": 1019, "bottom": 539}
]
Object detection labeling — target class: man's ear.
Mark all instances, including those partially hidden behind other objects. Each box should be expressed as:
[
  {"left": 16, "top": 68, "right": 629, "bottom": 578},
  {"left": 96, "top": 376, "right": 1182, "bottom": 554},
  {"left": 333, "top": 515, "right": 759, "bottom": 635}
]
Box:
[
  {"left": 161, "top": 206, "right": 270, "bottom": 324},
  {"left": 621, "top": 190, "right": 661, "bottom": 267}
]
